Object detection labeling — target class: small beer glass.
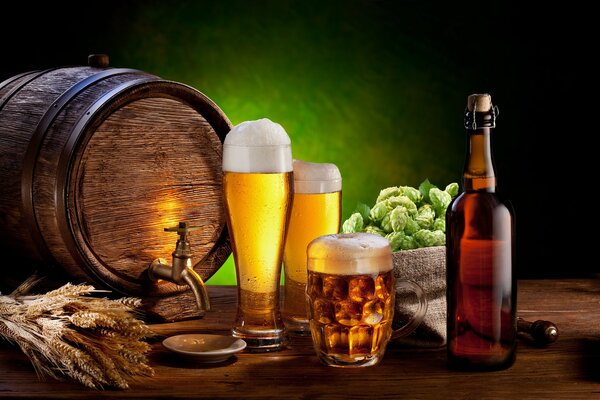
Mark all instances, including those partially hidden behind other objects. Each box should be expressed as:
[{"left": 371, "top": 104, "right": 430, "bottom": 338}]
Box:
[{"left": 282, "top": 160, "right": 342, "bottom": 335}]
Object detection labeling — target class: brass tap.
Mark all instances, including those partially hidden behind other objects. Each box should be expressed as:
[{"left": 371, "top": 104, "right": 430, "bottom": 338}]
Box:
[{"left": 148, "top": 222, "right": 211, "bottom": 312}]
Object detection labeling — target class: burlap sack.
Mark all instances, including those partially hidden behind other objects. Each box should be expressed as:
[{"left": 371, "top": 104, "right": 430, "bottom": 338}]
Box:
[{"left": 392, "top": 246, "right": 446, "bottom": 348}]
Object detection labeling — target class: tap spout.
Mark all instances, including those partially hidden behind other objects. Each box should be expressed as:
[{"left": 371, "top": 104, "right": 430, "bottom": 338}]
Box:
[
  {"left": 148, "top": 258, "right": 211, "bottom": 312},
  {"left": 182, "top": 267, "right": 211, "bottom": 312},
  {"left": 147, "top": 222, "right": 211, "bottom": 313}
]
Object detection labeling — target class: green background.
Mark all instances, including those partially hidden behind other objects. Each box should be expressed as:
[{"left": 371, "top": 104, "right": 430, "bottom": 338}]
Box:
[
  {"left": 107, "top": 2, "right": 464, "bottom": 285},
  {"left": 1, "top": 1, "right": 589, "bottom": 278}
]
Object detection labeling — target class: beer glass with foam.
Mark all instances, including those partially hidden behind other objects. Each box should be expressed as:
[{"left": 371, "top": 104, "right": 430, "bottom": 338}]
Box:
[
  {"left": 222, "top": 118, "right": 293, "bottom": 352},
  {"left": 306, "top": 233, "right": 428, "bottom": 367},
  {"left": 282, "top": 160, "right": 341, "bottom": 335}
]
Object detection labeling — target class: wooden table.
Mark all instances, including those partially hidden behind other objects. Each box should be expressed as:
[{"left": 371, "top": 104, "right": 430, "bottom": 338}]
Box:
[{"left": 1, "top": 279, "right": 600, "bottom": 399}]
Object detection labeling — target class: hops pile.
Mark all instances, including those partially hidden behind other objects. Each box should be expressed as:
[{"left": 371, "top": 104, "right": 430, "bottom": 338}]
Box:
[{"left": 342, "top": 179, "right": 459, "bottom": 251}]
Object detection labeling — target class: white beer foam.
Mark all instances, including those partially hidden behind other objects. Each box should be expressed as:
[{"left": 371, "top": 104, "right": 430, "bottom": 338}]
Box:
[
  {"left": 307, "top": 233, "right": 393, "bottom": 275},
  {"left": 293, "top": 160, "right": 342, "bottom": 194},
  {"left": 223, "top": 118, "right": 293, "bottom": 173}
]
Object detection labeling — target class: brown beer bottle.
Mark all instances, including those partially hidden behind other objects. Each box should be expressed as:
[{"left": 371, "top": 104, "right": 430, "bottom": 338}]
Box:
[{"left": 446, "top": 93, "right": 516, "bottom": 370}]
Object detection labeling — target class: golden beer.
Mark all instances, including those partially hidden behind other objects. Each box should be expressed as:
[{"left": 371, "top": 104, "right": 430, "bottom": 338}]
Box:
[
  {"left": 222, "top": 118, "right": 293, "bottom": 352},
  {"left": 307, "top": 269, "right": 395, "bottom": 361},
  {"left": 283, "top": 160, "right": 341, "bottom": 335},
  {"left": 224, "top": 173, "right": 293, "bottom": 292},
  {"left": 306, "top": 233, "right": 427, "bottom": 367}
]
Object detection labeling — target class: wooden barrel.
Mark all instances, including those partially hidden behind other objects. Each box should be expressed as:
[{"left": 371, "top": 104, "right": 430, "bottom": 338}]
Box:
[{"left": 0, "top": 56, "right": 232, "bottom": 321}]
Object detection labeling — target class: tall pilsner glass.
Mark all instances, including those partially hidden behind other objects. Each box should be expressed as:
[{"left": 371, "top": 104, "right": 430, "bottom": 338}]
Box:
[
  {"left": 222, "top": 118, "right": 293, "bottom": 352},
  {"left": 283, "top": 160, "right": 341, "bottom": 335}
]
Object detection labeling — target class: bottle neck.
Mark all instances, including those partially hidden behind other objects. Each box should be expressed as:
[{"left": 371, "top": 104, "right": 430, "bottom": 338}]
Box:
[{"left": 463, "top": 127, "right": 496, "bottom": 192}]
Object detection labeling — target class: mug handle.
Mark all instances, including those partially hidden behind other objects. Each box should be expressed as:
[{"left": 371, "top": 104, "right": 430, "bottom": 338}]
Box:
[{"left": 391, "top": 280, "right": 428, "bottom": 340}]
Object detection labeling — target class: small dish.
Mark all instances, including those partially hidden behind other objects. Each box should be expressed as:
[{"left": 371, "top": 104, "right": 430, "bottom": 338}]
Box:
[{"left": 162, "top": 334, "right": 246, "bottom": 363}]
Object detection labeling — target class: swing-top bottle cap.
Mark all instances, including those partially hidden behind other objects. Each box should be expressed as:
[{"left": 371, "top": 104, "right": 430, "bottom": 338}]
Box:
[{"left": 467, "top": 94, "right": 492, "bottom": 112}]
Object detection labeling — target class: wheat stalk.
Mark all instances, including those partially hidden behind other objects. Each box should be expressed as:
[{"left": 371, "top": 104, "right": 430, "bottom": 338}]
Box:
[{"left": 0, "top": 277, "right": 155, "bottom": 390}]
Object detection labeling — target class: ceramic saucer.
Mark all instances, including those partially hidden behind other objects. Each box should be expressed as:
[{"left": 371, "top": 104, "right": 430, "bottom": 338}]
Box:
[{"left": 162, "top": 334, "right": 246, "bottom": 363}]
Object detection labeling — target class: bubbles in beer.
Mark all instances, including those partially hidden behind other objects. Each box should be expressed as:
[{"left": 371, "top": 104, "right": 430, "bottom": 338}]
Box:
[
  {"left": 312, "top": 298, "right": 334, "bottom": 324},
  {"left": 362, "top": 299, "right": 384, "bottom": 325},
  {"left": 308, "top": 271, "right": 395, "bottom": 358},
  {"left": 322, "top": 276, "right": 348, "bottom": 300},
  {"left": 307, "top": 273, "right": 323, "bottom": 298},
  {"left": 324, "top": 324, "right": 349, "bottom": 354},
  {"left": 348, "top": 276, "right": 376, "bottom": 303},
  {"left": 349, "top": 325, "right": 374, "bottom": 354},
  {"left": 375, "top": 273, "right": 393, "bottom": 301},
  {"left": 335, "top": 300, "right": 362, "bottom": 326}
]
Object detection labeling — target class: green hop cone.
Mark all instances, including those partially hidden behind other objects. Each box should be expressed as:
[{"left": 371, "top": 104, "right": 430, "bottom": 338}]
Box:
[
  {"left": 369, "top": 201, "right": 388, "bottom": 223},
  {"left": 386, "top": 232, "right": 417, "bottom": 251},
  {"left": 415, "top": 204, "right": 436, "bottom": 229},
  {"left": 376, "top": 187, "right": 401, "bottom": 203},
  {"left": 399, "top": 234, "right": 418, "bottom": 250},
  {"left": 390, "top": 206, "right": 409, "bottom": 232},
  {"left": 354, "top": 202, "right": 372, "bottom": 226},
  {"left": 381, "top": 213, "right": 393, "bottom": 233},
  {"left": 445, "top": 182, "right": 459, "bottom": 197},
  {"left": 342, "top": 212, "right": 364, "bottom": 233},
  {"left": 399, "top": 186, "right": 422, "bottom": 204},
  {"left": 385, "top": 231, "right": 405, "bottom": 252},
  {"left": 431, "top": 230, "right": 445, "bottom": 245},
  {"left": 404, "top": 218, "right": 420, "bottom": 235},
  {"left": 414, "top": 229, "right": 445, "bottom": 247},
  {"left": 386, "top": 195, "right": 417, "bottom": 216},
  {"left": 365, "top": 225, "right": 386, "bottom": 237},
  {"left": 432, "top": 217, "right": 446, "bottom": 232},
  {"left": 429, "top": 188, "right": 452, "bottom": 217}
]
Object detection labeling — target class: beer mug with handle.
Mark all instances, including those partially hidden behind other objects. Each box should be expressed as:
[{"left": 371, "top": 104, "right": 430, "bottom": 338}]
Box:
[
  {"left": 222, "top": 118, "right": 293, "bottom": 352},
  {"left": 306, "top": 233, "right": 427, "bottom": 367}
]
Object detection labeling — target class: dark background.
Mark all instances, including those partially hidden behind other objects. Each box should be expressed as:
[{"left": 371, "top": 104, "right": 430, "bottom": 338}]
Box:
[{"left": 0, "top": 1, "right": 593, "bottom": 280}]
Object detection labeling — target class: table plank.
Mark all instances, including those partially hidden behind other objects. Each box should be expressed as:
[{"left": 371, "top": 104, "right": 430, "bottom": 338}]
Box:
[{"left": 1, "top": 280, "right": 600, "bottom": 399}]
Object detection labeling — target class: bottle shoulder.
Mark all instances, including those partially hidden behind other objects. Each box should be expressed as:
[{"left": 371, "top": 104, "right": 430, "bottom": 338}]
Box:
[
  {"left": 447, "top": 191, "right": 514, "bottom": 240},
  {"left": 448, "top": 191, "right": 514, "bottom": 215}
]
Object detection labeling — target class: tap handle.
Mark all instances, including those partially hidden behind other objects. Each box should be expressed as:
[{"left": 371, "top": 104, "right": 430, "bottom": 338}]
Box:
[{"left": 164, "top": 221, "right": 201, "bottom": 240}]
